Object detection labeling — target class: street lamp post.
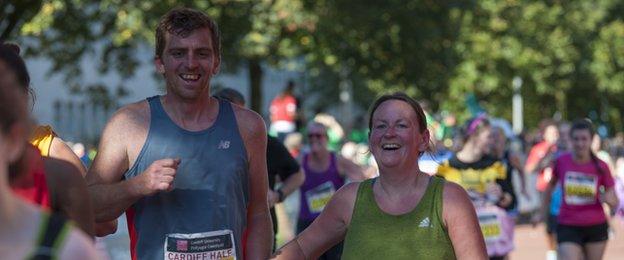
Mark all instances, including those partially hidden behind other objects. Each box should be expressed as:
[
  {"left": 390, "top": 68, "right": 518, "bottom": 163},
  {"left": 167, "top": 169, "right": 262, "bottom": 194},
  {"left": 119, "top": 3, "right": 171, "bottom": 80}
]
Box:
[{"left": 512, "top": 76, "right": 523, "bottom": 134}]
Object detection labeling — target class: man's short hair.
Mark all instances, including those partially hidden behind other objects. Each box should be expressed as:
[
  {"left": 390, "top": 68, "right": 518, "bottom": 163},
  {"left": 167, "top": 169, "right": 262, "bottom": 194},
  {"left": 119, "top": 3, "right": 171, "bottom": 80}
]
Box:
[{"left": 155, "top": 7, "right": 221, "bottom": 59}]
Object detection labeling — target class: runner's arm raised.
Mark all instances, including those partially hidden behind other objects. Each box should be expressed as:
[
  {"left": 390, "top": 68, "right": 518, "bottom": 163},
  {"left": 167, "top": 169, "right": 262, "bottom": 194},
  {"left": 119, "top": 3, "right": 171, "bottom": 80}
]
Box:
[
  {"left": 274, "top": 182, "right": 358, "bottom": 260},
  {"left": 443, "top": 182, "right": 488, "bottom": 260},
  {"left": 237, "top": 109, "right": 272, "bottom": 259}
]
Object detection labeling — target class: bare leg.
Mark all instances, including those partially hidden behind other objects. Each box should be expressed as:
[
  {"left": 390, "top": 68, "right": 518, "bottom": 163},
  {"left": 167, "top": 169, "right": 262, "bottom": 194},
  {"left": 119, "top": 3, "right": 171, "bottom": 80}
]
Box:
[
  {"left": 547, "top": 233, "right": 557, "bottom": 251},
  {"left": 584, "top": 241, "right": 607, "bottom": 260},
  {"left": 558, "top": 242, "right": 583, "bottom": 260},
  {"left": 546, "top": 233, "right": 558, "bottom": 260}
]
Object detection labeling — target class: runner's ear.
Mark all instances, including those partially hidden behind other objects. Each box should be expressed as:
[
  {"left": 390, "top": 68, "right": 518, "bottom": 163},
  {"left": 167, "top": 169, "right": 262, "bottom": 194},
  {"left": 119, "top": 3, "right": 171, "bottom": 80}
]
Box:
[
  {"left": 418, "top": 129, "right": 431, "bottom": 153},
  {"left": 154, "top": 57, "right": 165, "bottom": 74}
]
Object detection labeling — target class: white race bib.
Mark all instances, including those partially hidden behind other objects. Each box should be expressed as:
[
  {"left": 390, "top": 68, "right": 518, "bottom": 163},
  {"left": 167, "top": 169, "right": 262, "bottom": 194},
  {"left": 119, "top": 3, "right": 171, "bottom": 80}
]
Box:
[
  {"left": 305, "top": 181, "right": 336, "bottom": 213},
  {"left": 164, "top": 230, "right": 236, "bottom": 260},
  {"left": 564, "top": 171, "right": 598, "bottom": 206},
  {"left": 477, "top": 210, "right": 502, "bottom": 243}
]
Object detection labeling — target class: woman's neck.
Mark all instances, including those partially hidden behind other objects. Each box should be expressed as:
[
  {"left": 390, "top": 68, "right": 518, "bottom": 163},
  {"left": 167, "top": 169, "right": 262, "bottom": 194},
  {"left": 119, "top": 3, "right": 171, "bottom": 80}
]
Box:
[
  {"left": 310, "top": 149, "right": 330, "bottom": 161},
  {"left": 457, "top": 142, "right": 483, "bottom": 163},
  {"left": 377, "top": 165, "right": 424, "bottom": 198}
]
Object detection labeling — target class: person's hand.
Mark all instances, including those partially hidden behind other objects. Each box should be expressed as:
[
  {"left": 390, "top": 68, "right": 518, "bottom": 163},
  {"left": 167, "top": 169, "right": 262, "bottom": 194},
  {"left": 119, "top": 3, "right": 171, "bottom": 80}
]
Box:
[
  {"left": 268, "top": 190, "right": 280, "bottom": 208},
  {"left": 137, "top": 158, "right": 180, "bottom": 196},
  {"left": 485, "top": 183, "right": 503, "bottom": 204}
]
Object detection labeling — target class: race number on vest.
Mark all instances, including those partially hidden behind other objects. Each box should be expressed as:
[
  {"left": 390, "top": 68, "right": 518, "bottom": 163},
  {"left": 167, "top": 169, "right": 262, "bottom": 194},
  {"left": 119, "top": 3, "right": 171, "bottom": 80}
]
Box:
[
  {"left": 164, "top": 230, "right": 236, "bottom": 260},
  {"left": 305, "top": 181, "right": 336, "bottom": 214},
  {"left": 564, "top": 171, "right": 598, "bottom": 206}
]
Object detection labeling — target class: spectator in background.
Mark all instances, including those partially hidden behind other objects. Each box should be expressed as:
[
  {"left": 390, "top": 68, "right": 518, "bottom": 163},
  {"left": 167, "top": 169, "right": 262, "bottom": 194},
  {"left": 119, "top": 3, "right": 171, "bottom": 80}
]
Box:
[
  {"left": 525, "top": 120, "right": 559, "bottom": 193},
  {"left": 525, "top": 120, "right": 562, "bottom": 260},
  {"left": 270, "top": 80, "right": 298, "bottom": 143}
]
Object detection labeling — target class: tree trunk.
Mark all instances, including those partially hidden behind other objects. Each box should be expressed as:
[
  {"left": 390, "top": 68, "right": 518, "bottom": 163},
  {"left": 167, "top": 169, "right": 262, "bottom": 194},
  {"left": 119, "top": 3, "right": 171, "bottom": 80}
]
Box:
[{"left": 248, "top": 58, "right": 263, "bottom": 113}]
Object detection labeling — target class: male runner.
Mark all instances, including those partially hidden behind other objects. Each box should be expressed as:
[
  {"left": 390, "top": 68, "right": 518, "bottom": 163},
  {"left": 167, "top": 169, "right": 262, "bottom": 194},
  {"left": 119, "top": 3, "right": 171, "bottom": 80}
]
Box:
[{"left": 86, "top": 8, "right": 272, "bottom": 260}]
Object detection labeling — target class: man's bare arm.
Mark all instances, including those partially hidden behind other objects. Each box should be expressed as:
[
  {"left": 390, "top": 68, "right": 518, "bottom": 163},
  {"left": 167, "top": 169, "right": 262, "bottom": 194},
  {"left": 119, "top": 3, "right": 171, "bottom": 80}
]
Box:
[
  {"left": 237, "top": 108, "right": 272, "bottom": 259},
  {"left": 86, "top": 107, "right": 144, "bottom": 222}
]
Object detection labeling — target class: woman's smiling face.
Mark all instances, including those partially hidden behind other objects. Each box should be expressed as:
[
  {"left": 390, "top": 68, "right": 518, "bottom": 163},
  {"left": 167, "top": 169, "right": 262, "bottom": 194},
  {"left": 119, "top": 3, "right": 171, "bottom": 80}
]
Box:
[{"left": 369, "top": 100, "right": 429, "bottom": 169}]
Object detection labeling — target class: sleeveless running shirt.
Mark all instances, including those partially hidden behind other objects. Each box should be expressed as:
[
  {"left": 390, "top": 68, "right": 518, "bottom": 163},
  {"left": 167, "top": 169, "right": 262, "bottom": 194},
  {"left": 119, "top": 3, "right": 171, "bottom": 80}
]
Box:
[
  {"left": 342, "top": 176, "right": 456, "bottom": 259},
  {"left": 125, "top": 96, "right": 249, "bottom": 260},
  {"left": 299, "top": 152, "right": 344, "bottom": 222}
]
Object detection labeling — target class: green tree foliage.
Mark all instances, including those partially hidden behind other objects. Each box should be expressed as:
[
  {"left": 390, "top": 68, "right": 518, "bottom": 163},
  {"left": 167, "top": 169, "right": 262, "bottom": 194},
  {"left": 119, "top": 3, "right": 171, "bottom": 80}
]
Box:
[
  {"left": 3, "top": 0, "right": 624, "bottom": 131},
  {"left": 304, "top": 0, "right": 624, "bottom": 130},
  {"left": 6, "top": 0, "right": 316, "bottom": 112}
]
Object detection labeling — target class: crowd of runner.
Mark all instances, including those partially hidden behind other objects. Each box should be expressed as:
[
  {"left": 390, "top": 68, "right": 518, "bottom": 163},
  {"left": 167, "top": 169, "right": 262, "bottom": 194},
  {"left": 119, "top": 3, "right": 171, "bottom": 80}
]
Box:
[{"left": 1, "top": 6, "right": 623, "bottom": 260}]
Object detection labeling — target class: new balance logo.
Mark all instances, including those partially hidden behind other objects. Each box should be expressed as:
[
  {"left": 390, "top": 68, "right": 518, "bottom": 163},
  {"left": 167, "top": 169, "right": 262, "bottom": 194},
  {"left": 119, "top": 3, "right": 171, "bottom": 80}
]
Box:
[
  {"left": 418, "top": 217, "right": 431, "bottom": 228},
  {"left": 218, "top": 140, "right": 230, "bottom": 149}
]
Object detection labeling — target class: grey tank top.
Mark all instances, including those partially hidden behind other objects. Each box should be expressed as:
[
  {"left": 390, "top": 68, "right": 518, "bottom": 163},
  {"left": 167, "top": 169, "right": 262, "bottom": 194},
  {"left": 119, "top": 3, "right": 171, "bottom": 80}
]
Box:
[{"left": 125, "top": 96, "right": 249, "bottom": 260}]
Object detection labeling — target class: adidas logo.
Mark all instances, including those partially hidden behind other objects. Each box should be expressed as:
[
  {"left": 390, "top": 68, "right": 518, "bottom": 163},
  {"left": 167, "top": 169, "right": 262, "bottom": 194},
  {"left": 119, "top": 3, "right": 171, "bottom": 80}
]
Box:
[{"left": 418, "top": 217, "right": 431, "bottom": 228}]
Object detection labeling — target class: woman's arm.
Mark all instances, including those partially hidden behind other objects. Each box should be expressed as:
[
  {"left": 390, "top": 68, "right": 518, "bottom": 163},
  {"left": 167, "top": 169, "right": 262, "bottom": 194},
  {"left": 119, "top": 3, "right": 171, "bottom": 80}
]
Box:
[
  {"left": 274, "top": 182, "right": 359, "bottom": 259},
  {"left": 443, "top": 182, "right": 488, "bottom": 260},
  {"left": 602, "top": 187, "right": 619, "bottom": 212},
  {"left": 541, "top": 174, "right": 557, "bottom": 221}
]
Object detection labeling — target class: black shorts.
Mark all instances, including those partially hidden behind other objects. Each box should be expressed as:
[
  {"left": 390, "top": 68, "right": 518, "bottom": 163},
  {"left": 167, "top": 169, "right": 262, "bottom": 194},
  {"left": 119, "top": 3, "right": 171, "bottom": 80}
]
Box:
[
  {"left": 557, "top": 222, "right": 609, "bottom": 245},
  {"left": 546, "top": 214, "right": 558, "bottom": 234}
]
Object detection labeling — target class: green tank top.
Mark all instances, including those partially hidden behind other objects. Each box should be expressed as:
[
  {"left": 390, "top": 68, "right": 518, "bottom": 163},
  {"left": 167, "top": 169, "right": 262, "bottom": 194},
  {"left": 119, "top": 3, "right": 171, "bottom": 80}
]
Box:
[{"left": 342, "top": 176, "right": 456, "bottom": 260}]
